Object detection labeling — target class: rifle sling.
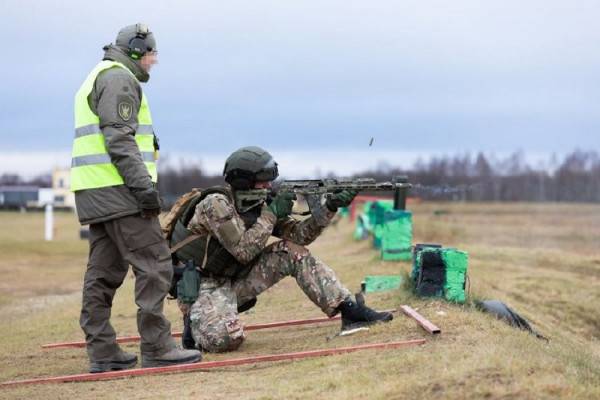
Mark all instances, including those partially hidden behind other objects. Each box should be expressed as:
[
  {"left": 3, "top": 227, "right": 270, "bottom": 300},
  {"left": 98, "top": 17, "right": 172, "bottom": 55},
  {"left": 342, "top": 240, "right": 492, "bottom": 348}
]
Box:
[{"left": 170, "top": 234, "right": 203, "bottom": 254}]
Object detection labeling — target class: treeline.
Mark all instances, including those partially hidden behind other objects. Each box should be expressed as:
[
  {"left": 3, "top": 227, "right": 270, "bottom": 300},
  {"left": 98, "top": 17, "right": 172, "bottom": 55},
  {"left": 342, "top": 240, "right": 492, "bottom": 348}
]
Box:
[
  {"left": 354, "top": 150, "right": 600, "bottom": 202},
  {"left": 157, "top": 150, "right": 600, "bottom": 203},
  {"left": 0, "top": 173, "right": 51, "bottom": 187},
  {"left": 3, "top": 150, "right": 598, "bottom": 203}
]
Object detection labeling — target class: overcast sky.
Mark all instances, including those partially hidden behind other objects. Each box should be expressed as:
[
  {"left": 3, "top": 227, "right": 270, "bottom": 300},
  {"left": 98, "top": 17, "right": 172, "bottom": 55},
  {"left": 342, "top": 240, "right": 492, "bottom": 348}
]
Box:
[{"left": 1, "top": 0, "right": 599, "bottom": 177}]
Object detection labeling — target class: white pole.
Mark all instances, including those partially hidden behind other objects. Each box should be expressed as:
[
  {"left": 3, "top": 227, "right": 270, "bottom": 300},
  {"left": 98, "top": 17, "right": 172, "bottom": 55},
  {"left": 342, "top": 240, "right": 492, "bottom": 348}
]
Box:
[{"left": 45, "top": 204, "right": 54, "bottom": 241}]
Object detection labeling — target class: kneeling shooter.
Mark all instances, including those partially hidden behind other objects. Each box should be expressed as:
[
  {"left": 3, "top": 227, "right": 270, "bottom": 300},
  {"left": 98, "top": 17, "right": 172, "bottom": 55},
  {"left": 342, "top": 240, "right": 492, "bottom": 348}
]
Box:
[{"left": 170, "top": 146, "right": 393, "bottom": 353}]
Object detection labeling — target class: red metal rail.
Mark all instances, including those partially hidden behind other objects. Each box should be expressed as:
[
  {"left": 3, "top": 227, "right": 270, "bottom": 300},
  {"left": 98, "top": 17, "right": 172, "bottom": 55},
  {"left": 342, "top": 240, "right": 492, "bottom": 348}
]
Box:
[
  {"left": 399, "top": 305, "right": 441, "bottom": 335},
  {"left": 41, "top": 310, "right": 395, "bottom": 350},
  {"left": 3, "top": 339, "right": 426, "bottom": 388}
]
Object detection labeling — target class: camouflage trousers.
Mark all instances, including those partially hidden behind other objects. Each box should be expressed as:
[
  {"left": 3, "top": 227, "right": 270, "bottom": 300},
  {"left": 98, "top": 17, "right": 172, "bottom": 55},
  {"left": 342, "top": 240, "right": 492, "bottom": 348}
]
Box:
[{"left": 189, "top": 240, "right": 351, "bottom": 353}]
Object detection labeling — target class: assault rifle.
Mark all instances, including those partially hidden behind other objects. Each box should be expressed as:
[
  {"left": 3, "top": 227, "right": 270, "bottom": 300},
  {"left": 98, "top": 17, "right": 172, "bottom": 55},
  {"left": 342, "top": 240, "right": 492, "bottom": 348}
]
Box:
[{"left": 235, "top": 178, "right": 411, "bottom": 214}]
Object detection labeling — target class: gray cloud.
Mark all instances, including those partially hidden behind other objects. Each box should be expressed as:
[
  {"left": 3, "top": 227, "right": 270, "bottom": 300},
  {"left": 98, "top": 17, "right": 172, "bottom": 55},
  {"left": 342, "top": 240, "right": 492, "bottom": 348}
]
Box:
[{"left": 1, "top": 0, "right": 599, "bottom": 165}]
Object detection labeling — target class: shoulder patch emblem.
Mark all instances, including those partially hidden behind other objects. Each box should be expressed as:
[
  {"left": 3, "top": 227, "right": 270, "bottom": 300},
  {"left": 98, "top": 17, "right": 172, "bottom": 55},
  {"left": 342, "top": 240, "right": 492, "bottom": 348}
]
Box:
[
  {"left": 118, "top": 101, "right": 133, "bottom": 121},
  {"left": 207, "top": 196, "right": 235, "bottom": 221}
]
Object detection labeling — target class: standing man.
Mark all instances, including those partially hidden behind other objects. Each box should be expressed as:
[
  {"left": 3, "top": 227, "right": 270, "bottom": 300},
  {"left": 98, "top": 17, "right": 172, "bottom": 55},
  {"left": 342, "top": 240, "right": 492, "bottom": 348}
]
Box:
[{"left": 71, "top": 23, "right": 201, "bottom": 372}]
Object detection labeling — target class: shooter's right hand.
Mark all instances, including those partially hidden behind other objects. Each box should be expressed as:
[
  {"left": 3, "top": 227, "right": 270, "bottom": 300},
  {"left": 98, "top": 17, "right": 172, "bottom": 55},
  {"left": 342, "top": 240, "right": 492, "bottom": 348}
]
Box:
[{"left": 326, "top": 189, "right": 358, "bottom": 211}]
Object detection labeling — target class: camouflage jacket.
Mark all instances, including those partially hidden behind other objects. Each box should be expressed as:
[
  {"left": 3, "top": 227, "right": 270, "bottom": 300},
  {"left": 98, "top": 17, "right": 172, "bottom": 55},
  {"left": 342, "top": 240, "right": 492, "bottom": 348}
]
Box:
[{"left": 187, "top": 192, "right": 336, "bottom": 265}]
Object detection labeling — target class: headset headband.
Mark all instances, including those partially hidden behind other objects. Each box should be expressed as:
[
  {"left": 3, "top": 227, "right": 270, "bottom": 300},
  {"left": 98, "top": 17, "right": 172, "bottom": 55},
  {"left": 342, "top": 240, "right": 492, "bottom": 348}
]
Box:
[{"left": 136, "top": 23, "right": 149, "bottom": 36}]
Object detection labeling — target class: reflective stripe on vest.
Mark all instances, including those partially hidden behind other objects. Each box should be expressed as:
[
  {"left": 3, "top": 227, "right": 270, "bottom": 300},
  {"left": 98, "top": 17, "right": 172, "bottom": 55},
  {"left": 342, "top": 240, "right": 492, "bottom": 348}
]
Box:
[{"left": 70, "top": 60, "right": 157, "bottom": 192}]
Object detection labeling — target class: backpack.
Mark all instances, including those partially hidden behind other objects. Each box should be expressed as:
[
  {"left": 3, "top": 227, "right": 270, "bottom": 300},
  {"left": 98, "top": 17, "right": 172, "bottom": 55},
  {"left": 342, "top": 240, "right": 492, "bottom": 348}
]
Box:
[
  {"left": 160, "top": 188, "right": 204, "bottom": 300},
  {"left": 159, "top": 188, "right": 203, "bottom": 242}
]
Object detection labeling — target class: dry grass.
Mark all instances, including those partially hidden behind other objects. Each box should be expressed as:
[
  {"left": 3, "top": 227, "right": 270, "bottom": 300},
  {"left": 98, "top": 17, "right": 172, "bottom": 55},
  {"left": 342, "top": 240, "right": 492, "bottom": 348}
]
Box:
[{"left": 0, "top": 203, "right": 599, "bottom": 399}]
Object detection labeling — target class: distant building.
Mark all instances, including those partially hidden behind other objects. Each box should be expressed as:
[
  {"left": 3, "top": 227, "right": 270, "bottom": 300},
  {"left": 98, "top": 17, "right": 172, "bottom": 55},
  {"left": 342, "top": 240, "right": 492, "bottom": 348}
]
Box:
[
  {"left": 0, "top": 186, "right": 38, "bottom": 208},
  {"left": 52, "top": 168, "right": 75, "bottom": 208},
  {"left": 0, "top": 168, "right": 75, "bottom": 209}
]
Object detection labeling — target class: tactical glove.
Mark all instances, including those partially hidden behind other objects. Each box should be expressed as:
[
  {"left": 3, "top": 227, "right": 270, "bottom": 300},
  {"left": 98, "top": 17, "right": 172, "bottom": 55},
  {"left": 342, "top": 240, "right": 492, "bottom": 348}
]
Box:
[
  {"left": 267, "top": 192, "right": 296, "bottom": 219},
  {"left": 135, "top": 188, "right": 162, "bottom": 218},
  {"left": 326, "top": 189, "right": 358, "bottom": 212},
  {"left": 304, "top": 194, "right": 329, "bottom": 227}
]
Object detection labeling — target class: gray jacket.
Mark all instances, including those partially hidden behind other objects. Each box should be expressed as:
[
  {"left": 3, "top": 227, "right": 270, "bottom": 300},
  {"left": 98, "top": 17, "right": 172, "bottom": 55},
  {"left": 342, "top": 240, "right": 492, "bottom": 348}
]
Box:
[{"left": 75, "top": 46, "right": 158, "bottom": 225}]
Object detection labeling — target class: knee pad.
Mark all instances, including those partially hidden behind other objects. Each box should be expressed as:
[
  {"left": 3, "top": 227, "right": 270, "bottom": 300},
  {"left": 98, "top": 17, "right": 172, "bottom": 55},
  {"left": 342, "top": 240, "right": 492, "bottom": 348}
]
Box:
[
  {"left": 202, "top": 331, "right": 245, "bottom": 353},
  {"left": 192, "top": 317, "right": 245, "bottom": 353}
]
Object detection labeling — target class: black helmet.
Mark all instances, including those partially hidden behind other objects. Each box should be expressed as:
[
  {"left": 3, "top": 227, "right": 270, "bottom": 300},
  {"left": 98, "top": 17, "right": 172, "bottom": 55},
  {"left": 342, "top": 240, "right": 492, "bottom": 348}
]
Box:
[{"left": 223, "top": 146, "right": 279, "bottom": 190}]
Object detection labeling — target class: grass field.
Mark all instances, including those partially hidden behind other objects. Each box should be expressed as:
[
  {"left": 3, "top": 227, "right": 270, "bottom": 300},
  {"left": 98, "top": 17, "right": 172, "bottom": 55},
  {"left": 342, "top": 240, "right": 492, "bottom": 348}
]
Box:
[{"left": 0, "top": 203, "right": 599, "bottom": 399}]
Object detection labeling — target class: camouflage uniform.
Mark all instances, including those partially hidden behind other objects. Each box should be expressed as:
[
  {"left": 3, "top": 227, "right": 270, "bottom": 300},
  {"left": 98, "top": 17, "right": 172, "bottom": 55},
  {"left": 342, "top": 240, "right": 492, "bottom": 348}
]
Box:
[{"left": 186, "top": 193, "right": 351, "bottom": 353}]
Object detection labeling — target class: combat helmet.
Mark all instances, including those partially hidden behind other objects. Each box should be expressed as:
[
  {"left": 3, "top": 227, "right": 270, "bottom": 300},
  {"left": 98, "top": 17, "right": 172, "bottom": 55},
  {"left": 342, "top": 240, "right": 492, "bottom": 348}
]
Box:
[{"left": 223, "top": 146, "right": 279, "bottom": 190}]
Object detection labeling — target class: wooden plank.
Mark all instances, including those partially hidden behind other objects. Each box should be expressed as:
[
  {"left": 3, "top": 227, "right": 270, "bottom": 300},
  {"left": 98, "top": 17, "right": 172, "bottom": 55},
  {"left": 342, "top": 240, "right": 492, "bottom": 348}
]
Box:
[
  {"left": 41, "top": 310, "right": 396, "bottom": 350},
  {"left": 3, "top": 339, "right": 426, "bottom": 388},
  {"left": 399, "top": 305, "right": 441, "bottom": 335}
]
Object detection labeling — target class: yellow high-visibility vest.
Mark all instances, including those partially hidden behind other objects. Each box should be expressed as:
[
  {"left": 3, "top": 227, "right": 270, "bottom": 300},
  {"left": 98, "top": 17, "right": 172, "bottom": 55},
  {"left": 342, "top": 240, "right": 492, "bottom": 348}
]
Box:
[{"left": 71, "top": 60, "right": 157, "bottom": 192}]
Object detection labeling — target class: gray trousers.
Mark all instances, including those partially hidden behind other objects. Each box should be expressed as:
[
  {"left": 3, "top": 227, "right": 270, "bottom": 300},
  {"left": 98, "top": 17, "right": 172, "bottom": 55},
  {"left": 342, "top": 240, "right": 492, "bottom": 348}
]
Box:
[{"left": 80, "top": 214, "right": 176, "bottom": 360}]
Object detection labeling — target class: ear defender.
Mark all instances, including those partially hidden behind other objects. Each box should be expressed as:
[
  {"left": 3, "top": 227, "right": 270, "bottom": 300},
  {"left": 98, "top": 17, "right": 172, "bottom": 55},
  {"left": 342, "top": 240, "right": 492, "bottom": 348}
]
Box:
[{"left": 128, "top": 23, "right": 149, "bottom": 60}]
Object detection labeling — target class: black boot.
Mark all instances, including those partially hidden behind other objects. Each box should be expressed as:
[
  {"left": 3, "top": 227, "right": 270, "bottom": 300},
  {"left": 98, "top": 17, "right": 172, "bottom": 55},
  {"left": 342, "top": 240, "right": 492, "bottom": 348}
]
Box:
[
  {"left": 337, "top": 293, "right": 393, "bottom": 331},
  {"left": 182, "top": 313, "right": 197, "bottom": 350}
]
